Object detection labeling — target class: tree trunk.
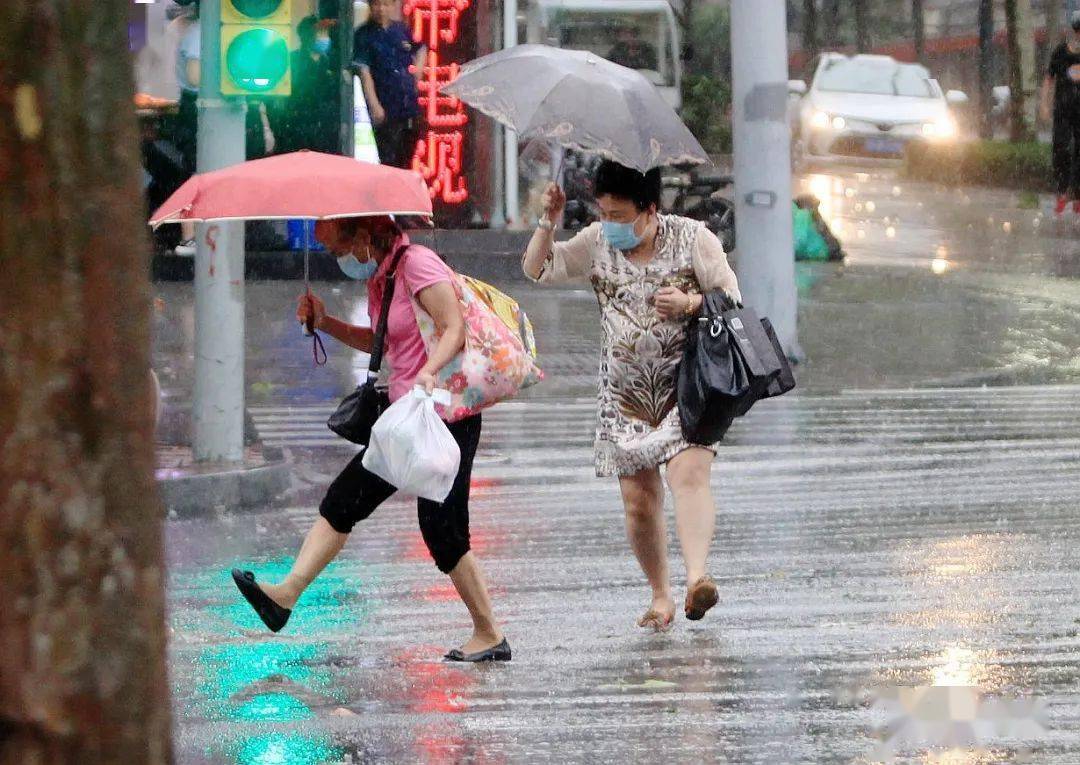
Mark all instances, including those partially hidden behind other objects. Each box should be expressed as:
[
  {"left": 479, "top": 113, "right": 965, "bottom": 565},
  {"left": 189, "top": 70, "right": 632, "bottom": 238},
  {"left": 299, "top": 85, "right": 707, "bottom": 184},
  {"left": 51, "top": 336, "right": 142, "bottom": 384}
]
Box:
[
  {"left": 978, "top": 0, "right": 996, "bottom": 139},
  {"left": 1005, "top": 0, "right": 1033, "bottom": 141},
  {"left": 803, "top": 0, "right": 819, "bottom": 60},
  {"left": 0, "top": 1, "right": 172, "bottom": 763},
  {"left": 822, "top": 0, "right": 842, "bottom": 46},
  {"left": 913, "top": 0, "right": 926, "bottom": 62},
  {"left": 854, "top": 0, "right": 870, "bottom": 52}
]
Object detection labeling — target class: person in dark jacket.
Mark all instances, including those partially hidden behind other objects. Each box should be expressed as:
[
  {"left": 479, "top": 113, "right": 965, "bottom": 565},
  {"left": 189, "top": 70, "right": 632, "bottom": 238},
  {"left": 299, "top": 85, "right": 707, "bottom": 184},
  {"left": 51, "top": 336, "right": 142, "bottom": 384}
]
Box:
[
  {"left": 271, "top": 15, "right": 339, "bottom": 154},
  {"left": 1041, "top": 11, "right": 1080, "bottom": 216},
  {"left": 352, "top": 0, "right": 427, "bottom": 168}
]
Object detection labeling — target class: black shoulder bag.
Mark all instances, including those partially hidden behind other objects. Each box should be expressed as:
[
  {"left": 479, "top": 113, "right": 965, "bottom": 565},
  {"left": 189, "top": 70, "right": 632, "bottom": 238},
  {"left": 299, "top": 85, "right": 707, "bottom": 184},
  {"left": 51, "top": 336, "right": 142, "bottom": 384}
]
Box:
[
  {"left": 676, "top": 291, "right": 796, "bottom": 445},
  {"left": 327, "top": 245, "right": 409, "bottom": 445}
]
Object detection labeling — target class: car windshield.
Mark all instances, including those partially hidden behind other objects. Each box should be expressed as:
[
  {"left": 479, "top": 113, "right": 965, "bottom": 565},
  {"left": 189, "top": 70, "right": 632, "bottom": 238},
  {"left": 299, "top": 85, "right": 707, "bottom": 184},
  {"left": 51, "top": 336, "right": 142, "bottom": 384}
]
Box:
[{"left": 816, "top": 59, "right": 936, "bottom": 98}]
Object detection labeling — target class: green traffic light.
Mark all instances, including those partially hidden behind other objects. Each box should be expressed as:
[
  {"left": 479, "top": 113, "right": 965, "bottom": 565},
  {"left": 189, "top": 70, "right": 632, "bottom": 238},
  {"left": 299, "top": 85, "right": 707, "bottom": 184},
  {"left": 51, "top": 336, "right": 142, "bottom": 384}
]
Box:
[
  {"left": 225, "top": 28, "right": 289, "bottom": 92},
  {"left": 231, "top": 0, "right": 284, "bottom": 19}
]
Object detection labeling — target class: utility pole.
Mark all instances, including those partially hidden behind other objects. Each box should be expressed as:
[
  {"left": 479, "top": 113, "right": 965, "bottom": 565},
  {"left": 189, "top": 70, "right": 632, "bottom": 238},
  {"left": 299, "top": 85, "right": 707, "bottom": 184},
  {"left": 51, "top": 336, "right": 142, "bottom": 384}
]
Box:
[
  {"left": 503, "top": 0, "right": 520, "bottom": 227},
  {"left": 730, "top": 0, "right": 800, "bottom": 359},
  {"left": 194, "top": 0, "right": 247, "bottom": 461},
  {"left": 978, "top": 0, "right": 995, "bottom": 139}
]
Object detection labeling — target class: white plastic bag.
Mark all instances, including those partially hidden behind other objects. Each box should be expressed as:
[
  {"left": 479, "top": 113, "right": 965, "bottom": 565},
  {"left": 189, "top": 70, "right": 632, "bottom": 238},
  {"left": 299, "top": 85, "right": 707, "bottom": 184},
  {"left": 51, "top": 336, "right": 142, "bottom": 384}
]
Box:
[{"left": 361, "top": 386, "right": 461, "bottom": 502}]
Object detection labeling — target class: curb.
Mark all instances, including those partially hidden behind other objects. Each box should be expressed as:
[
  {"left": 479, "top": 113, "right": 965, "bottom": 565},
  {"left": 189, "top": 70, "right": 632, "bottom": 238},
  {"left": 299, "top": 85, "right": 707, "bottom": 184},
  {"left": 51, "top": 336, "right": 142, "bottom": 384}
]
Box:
[{"left": 158, "top": 448, "right": 291, "bottom": 518}]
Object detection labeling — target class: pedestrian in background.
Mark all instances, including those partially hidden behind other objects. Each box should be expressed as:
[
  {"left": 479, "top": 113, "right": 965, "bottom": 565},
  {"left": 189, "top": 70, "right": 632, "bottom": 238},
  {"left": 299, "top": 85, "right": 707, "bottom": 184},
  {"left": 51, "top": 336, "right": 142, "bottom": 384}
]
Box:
[
  {"left": 172, "top": 0, "right": 201, "bottom": 255},
  {"left": 522, "top": 161, "right": 741, "bottom": 633},
  {"left": 1041, "top": 11, "right": 1080, "bottom": 216},
  {"left": 352, "top": 0, "right": 426, "bottom": 168},
  {"left": 232, "top": 216, "right": 510, "bottom": 663},
  {"left": 270, "top": 15, "right": 338, "bottom": 154}
]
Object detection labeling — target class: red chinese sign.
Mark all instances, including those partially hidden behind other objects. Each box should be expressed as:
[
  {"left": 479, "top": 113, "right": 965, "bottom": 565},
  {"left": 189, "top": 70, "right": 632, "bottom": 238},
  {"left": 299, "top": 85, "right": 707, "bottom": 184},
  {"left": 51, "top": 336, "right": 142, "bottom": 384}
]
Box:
[{"left": 404, "top": 0, "right": 471, "bottom": 205}]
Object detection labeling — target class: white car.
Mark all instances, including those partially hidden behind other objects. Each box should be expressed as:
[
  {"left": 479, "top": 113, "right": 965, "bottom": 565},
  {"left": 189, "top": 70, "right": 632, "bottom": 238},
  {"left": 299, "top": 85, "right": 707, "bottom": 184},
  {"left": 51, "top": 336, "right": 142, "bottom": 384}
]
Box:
[{"left": 790, "top": 53, "right": 968, "bottom": 166}]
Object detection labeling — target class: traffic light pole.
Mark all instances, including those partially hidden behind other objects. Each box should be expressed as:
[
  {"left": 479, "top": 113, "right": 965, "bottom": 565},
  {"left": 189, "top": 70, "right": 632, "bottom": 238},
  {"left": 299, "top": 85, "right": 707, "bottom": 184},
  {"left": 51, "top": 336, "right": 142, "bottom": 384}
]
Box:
[
  {"left": 730, "top": 0, "right": 801, "bottom": 359},
  {"left": 194, "top": 0, "right": 247, "bottom": 462}
]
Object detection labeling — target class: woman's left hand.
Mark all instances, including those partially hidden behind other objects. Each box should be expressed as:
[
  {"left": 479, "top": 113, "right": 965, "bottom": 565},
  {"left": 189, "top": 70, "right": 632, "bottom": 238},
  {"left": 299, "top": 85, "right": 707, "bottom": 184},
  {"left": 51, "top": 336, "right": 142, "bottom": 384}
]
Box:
[
  {"left": 654, "top": 287, "right": 693, "bottom": 321},
  {"left": 415, "top": 369, "right": 438, "bottom": 395}
]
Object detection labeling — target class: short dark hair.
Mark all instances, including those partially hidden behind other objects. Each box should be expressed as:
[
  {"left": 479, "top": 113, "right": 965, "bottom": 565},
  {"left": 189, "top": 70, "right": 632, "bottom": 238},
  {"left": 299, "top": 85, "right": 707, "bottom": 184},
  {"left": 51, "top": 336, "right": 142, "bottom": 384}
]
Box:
[
  {"left": 593, "top": 160, "right": 662, "bottom": 211},
  {"left": 298, "top": 15, "right": 318, "bottom": 42}
]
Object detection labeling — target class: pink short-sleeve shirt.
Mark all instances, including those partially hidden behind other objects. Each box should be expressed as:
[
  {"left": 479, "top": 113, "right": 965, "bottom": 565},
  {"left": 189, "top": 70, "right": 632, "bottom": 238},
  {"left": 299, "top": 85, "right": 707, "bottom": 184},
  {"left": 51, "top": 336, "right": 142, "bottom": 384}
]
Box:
[{"left": 367, "top": 234, "right": 454, "bottom": 402}]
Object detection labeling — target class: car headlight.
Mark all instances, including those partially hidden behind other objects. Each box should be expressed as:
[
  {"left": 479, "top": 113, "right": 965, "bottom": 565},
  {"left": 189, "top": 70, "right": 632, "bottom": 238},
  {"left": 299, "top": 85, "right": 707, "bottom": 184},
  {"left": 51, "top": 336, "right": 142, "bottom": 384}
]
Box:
[
  {"left": 831, "top": 116, "right": 847, "bottom": 131},
  {"left": 810, "top": 110, "right": 831, "bottom": 129},
  {"left": 922, "top": 117, "right": 957, "bottom": 138}
]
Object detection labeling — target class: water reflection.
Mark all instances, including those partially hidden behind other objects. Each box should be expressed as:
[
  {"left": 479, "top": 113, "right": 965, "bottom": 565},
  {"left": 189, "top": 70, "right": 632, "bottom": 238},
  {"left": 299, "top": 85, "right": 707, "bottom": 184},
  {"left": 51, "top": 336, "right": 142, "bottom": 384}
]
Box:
[
  {"left": 232, "top": 732, "right": 342, "bottom": 765},
  {"left": 931, "top": 645, "right": 990, "bottom": 688}
]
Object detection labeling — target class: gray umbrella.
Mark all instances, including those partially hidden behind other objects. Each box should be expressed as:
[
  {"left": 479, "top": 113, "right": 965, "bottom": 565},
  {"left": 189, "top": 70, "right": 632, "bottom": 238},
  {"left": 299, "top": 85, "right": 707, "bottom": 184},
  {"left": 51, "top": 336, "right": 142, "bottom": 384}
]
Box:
[{"left": 441, "top": 44, "right": 708, "bottom": 172}]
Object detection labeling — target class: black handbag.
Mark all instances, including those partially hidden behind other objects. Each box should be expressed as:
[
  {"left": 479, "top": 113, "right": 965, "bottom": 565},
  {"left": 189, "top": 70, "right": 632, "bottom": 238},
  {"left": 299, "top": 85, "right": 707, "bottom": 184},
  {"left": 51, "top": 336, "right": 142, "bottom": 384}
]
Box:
[
  {"left": 327, "top": 246, "right": 409, "bottom": 445},
  {"left": 677, "top": 291, "right": 793, "bottom": 445},
  {"left": 759, "top": 317, "right": 796, "bottom": 400}
]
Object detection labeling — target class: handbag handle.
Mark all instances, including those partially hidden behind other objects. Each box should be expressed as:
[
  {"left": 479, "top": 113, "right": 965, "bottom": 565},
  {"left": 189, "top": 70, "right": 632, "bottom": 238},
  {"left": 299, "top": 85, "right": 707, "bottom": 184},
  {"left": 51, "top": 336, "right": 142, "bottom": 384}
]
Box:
[{"left": 366, "top": 244, "right": 411, "bottom": 378}]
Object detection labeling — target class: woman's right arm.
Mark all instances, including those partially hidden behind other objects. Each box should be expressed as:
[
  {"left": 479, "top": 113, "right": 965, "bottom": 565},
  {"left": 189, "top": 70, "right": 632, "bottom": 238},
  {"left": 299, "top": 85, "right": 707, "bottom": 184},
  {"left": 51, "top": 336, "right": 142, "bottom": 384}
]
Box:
[
  {"left": 522, "top": 182, "right": 594, "bottom": 283},
  {"left": 297, "top": 294, "right": 374, "bottom": 353},
  {"left": 522, "top": 183, "right": 564, "bottom": 280}
]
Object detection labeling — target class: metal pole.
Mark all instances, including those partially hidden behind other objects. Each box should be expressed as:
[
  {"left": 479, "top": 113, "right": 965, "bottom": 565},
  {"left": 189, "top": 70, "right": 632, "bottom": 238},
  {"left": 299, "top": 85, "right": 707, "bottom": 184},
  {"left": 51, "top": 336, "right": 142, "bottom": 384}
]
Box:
[
  {"left": 503, "top": 0, "right": 520, "bottom": 227},
  {"left": 193, "top": 0, "right": 247, "bottom": 462},
  {"left": 730, "top": 0, "right": 801, "bottom": 359}
]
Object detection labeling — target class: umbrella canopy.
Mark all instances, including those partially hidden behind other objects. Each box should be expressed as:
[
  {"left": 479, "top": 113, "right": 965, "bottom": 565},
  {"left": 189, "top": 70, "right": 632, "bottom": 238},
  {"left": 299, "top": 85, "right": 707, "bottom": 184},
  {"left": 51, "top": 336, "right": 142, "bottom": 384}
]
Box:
[
  {"left": 442, "top": 44, "right": 708, "bottom": 172},
  {"left": 149, "top": 151, "right": 432, "bottom": 227}
]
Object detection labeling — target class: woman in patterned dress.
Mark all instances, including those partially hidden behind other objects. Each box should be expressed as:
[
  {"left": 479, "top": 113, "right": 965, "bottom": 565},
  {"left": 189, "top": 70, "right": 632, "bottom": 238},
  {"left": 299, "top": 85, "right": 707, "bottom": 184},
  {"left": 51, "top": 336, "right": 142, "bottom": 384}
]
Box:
[{"left": 522, "top": 161, "right": 741, "bottom": 632}]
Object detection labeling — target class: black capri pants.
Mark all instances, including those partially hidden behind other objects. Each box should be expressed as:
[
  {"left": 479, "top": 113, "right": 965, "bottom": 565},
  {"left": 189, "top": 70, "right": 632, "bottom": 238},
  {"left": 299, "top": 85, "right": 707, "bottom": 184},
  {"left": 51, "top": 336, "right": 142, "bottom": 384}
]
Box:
[{"left": 319, "top": 414, "right": 482, "bottom": 574}]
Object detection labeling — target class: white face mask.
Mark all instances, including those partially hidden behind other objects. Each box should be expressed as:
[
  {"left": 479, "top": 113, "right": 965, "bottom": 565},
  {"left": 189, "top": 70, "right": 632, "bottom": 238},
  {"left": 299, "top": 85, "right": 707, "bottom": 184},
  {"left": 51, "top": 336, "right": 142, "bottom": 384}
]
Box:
[{"left": 337, "top": 251, "right": 377, "bottom": 280}]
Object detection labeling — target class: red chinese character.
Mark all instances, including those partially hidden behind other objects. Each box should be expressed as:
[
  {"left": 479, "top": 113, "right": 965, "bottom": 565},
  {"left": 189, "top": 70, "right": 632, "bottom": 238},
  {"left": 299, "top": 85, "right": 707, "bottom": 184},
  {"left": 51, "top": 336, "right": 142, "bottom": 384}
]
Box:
[
  {"left": 403, "top": 0, "right": 471, "bottom": 50},
  {"left": 415, "top": 51, "right": 466, "bottom": 129},
  {"left": 412, "top": 130, "right": 468, "bottom": 204}
]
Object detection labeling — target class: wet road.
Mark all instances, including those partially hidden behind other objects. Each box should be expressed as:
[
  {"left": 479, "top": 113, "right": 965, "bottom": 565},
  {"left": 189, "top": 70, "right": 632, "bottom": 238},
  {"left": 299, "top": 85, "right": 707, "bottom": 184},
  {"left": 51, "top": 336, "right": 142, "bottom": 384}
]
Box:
[{"left": 162, "top": 170, "right": 1080, "bottom": 763}]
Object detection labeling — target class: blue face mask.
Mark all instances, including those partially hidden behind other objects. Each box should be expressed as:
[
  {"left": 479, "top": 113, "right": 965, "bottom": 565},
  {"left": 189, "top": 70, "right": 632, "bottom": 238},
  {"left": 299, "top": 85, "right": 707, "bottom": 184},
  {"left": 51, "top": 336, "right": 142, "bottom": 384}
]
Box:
[
  {"left": 313, "top": 36, "right": 331, "bottom": 55},
  {"left": 601, "top": 213, "right": 646, "bottom": 251},
  {"left": 337, "top": 254, "right": 378, "bottom": 280}
]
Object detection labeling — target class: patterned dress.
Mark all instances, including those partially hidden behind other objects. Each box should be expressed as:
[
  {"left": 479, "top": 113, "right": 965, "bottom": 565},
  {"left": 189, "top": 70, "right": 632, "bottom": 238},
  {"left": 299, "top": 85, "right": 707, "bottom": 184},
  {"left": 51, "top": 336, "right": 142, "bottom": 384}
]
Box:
[{"left": 530, "top": 215, "right": 741, "bottom": 477}]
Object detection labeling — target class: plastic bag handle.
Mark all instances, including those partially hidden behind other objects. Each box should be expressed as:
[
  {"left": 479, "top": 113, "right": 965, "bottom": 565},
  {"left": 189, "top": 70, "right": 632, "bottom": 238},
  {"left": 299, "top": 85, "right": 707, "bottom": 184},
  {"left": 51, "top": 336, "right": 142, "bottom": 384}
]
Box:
[{"left": 412, "top": 385, "right": 452, "bottom": 407}]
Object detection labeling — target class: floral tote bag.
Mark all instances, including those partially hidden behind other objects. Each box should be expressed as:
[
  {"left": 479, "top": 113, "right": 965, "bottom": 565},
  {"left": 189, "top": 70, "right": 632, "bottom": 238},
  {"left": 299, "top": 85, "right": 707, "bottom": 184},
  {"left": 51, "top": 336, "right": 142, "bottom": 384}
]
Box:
[{"left": 412, "top": 274, "right": 544, "bottom": 422}]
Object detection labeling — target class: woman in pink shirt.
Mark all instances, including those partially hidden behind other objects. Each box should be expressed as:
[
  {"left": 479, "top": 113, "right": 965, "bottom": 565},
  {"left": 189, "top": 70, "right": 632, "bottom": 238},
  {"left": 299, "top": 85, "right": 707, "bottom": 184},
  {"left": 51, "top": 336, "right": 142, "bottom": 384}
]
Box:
[{"left": 232, "top": 215, "right": 509, "bottom": 663}]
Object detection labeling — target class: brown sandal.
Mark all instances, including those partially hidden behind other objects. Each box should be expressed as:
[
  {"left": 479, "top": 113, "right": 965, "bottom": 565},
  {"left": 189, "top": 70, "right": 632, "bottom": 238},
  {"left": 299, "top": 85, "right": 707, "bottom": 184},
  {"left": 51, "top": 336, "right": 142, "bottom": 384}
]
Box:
[
  {"left": 685, "top": 576, "right": 719, "bottom": 621},
  {"left": 637, "top": 607, "right": 675, "bottom": 633}
]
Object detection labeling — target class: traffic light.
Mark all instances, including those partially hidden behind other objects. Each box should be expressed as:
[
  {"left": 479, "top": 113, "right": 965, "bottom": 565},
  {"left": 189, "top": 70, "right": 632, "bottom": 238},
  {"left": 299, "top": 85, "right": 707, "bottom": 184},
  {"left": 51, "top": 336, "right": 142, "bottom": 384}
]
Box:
[{"left": 220, "top": 0, "right": 291, "bottom": 96}]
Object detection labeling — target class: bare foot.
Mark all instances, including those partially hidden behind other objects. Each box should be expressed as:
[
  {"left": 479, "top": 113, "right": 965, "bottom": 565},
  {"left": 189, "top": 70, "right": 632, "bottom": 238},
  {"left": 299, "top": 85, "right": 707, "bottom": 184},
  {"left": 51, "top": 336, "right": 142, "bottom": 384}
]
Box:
[
  {"left": 457, "top": 630, "right": 504, "bottom": 655},
  {"left": 685, "top": 576, "right": 719, "bottom": 621},
  {"left": 637, "top": 594, "right": 676, "bottom": 632}
]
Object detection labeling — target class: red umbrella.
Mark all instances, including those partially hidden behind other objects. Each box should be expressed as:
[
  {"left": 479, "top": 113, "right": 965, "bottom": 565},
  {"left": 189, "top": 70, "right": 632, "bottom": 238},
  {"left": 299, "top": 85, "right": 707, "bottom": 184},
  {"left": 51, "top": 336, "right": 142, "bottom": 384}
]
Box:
[
  {"left": 149, "top": 150, "right": 432, "bottom": 226},
  {"left": 150, "top": 151, "right": 432, "bottom": 366}
]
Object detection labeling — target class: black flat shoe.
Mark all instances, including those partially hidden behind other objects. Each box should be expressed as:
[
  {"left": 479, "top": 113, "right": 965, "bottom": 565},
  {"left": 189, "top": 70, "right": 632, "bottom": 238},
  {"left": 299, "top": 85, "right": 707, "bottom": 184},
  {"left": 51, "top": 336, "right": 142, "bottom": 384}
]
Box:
[
  {"left": 444, "top": 638, "right": 512, "bottom": 663},
  {"left": 231, "top": 569, "right": 291, "bottom": 633}
]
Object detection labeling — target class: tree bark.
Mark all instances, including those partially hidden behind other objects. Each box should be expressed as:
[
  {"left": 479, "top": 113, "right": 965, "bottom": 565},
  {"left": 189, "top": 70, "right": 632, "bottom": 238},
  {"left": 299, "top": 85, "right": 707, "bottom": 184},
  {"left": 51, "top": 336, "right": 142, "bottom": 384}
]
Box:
[
  {"left": 1005, "top": 0, "right": 1033, "bottom": 141},
  {"left": 802, "top": 0, "right": 819, "bottom": 60},
  {"left": 978, "top": 0, "right": 996, "bottom": 139},
  {"left": 822, "top": 0, "right": 842, "bottom": 46},
  {"left": 913, "top": 0, "right": 926, "bottom": 62},
  {"left": 854, "top": 0, "right": 870, "bottom": 52},
  {"left": 0, "top": 1, "right": 172, "bottom": 763}
]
